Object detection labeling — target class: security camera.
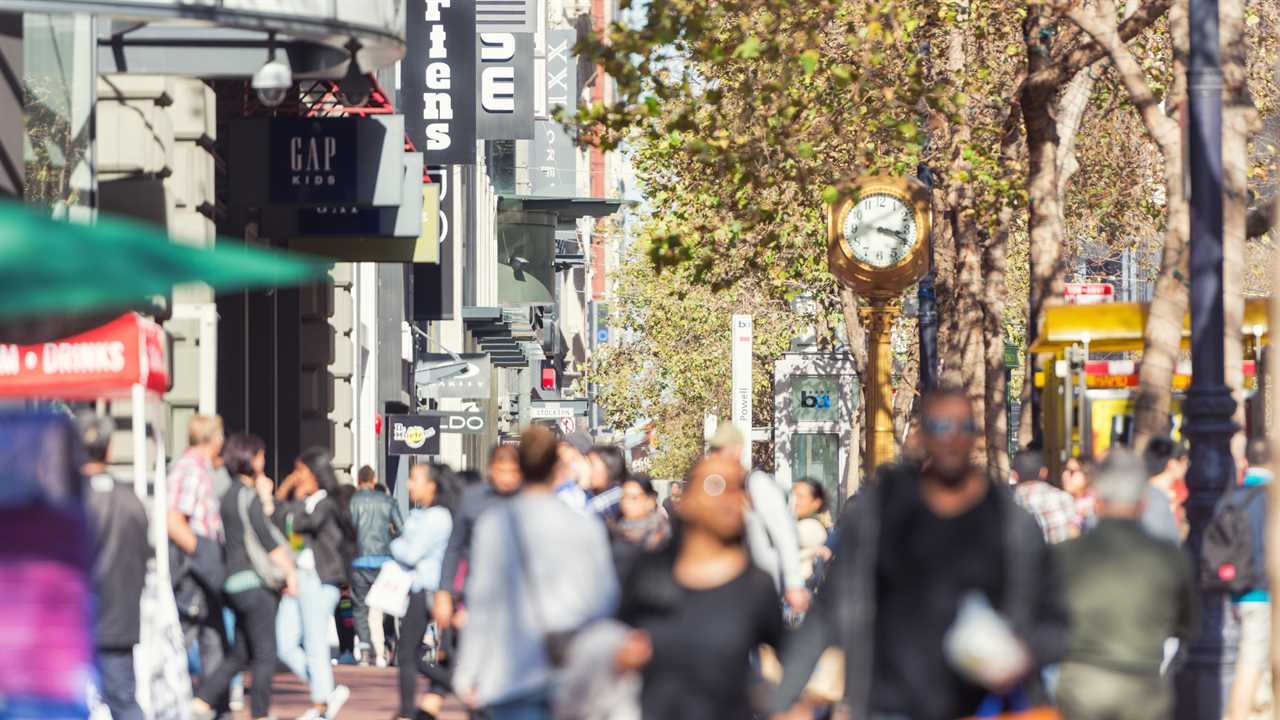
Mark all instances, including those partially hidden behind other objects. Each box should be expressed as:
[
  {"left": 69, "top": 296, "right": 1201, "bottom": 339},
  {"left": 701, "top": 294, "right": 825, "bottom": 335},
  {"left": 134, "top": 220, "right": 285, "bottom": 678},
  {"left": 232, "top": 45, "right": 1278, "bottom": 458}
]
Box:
[{"left": 252, "top": 56, "right": 293, "bottom": 107}]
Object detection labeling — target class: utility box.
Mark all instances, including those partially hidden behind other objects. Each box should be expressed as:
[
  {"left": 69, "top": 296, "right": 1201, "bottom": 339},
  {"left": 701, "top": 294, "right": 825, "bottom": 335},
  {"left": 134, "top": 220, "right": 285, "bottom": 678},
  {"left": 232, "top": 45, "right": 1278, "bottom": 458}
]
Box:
[{"left": 773, "top": 352, "right": 860, "bottom": 511}]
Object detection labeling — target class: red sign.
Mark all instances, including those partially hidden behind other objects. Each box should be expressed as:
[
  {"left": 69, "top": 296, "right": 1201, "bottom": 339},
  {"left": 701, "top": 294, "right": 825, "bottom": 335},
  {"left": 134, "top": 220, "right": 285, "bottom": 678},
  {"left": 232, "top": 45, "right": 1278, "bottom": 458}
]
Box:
[
  {"left": 1063, "top": 283, "right": 1114, "bottom": 304},
  {"left": 0, "top": 313, "right": 168, "bottom": 399}
]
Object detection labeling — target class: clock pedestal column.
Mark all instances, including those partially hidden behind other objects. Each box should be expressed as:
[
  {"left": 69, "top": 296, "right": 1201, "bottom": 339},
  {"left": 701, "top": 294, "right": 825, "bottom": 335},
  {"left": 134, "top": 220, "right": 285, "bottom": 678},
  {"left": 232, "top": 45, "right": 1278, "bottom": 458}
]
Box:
[{"left": 860, "top": 300, "right": 899, "bottom": 477}]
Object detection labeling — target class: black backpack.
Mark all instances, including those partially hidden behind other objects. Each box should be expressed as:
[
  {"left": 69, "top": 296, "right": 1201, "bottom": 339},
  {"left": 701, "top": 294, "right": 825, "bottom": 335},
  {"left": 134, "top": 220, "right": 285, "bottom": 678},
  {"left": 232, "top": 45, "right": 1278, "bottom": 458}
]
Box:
[{"left": 1200, "top": 485, "right": 1267, "bottom": 594}]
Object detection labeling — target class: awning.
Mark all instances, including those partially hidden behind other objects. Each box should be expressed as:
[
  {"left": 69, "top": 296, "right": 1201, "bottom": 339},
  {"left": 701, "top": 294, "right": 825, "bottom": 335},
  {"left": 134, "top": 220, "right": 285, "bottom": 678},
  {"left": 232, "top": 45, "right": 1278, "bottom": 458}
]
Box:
[
  {"left": 498, "top": 196, "right": 625, "bottom": 222},
  {"left": 1029, "top": 298, "right": 1272, "bottom": 354},
  {"left": 0, "top": 313, "right": 167, "bottom": 399}
]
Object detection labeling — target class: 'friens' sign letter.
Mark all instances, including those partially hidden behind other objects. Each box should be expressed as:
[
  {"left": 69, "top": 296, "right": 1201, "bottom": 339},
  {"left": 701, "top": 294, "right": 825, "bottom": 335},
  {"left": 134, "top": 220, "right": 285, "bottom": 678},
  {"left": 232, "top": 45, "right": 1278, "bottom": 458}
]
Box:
[{"left": 405, "top": 0, "right": 476, "bottom": 164}]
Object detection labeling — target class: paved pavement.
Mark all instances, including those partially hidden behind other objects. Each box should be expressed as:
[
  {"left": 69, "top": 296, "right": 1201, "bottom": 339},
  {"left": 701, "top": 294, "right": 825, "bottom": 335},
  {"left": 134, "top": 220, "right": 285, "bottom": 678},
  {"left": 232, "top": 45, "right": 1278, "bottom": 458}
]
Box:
[{"left": 233, "top": 666, "right": 467, "bottom": 720}]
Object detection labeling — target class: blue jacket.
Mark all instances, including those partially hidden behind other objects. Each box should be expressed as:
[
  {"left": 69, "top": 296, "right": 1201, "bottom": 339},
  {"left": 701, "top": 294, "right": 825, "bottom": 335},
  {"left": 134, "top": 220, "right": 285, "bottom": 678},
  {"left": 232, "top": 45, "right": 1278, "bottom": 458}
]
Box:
[{"left": 390, "top": 506, "right": 454, "bottom": 593}]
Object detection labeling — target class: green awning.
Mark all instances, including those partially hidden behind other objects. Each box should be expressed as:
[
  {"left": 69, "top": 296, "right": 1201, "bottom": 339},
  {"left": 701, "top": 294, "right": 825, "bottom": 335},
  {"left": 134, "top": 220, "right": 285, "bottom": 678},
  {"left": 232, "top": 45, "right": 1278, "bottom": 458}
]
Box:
[{"left": 0, "top": 201, "right": 328, "bottom": 321}]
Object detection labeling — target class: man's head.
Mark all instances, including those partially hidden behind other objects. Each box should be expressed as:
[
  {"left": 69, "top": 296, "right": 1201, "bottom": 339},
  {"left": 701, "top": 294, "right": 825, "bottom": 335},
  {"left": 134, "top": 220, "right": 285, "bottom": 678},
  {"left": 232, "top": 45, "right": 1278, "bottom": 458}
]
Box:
[
  {"left": 187, "top": 414, "right": 225, "bottom": 460},
  {"left": 520, "top": 425, "right": 561, "bottom": 486},
  {"left": 1246, "top": 438, "right": 1271, "bottom": 469},
  {"left": 679, "top": 455, "right": 748, "bottom": 543},
  {"left": 76, "top": 411, "right": 114, "bottom": 468},
  {"left": 489, "top": 444, "right": 522, "bottom": 494},
  {"left": 919, "top": 386, "right": 979, "bottom": 485},
  {"left": 707, "top": 423, "right": 746, "bottom": 466},
  {"left": 1143, "top": 436, "right": 1187, "bottom": 481},
  {"left": 357, "top": 465, "right": 377, "bottom": 488},
  {"left": 1092, "top": 448, "right": 1149, "bottom": 518},
  {"left": 1010, "top": 448, "right": 1047, "bottom": 486}
]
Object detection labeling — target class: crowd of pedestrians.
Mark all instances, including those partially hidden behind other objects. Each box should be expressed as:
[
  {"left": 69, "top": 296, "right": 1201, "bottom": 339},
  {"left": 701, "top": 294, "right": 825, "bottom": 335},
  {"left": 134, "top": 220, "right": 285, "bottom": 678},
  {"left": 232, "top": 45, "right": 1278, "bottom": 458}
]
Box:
[{"left": 71, "top": 382, "right": 1275, "bottom": 720}]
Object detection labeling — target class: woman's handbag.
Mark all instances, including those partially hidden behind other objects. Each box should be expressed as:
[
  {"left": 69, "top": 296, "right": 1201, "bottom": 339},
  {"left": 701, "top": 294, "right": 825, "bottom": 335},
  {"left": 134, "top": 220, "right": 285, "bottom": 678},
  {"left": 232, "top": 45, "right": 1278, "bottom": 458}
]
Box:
[
  {"left": 366, "top": 559, "right": 413, "bottom": 618},
  {"left": 238, "top": 485, "right": 290, "bottom": 590}
]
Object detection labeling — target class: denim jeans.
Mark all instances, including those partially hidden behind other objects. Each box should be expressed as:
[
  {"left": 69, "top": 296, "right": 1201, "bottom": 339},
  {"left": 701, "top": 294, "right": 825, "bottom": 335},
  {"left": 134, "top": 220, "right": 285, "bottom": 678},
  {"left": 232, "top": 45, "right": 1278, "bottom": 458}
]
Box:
[
  {"left": 485, "top": 691, "right": 551, "bottom": 720},
  {"left": 98, "top": 648, "right": 144, "bottom": 720},
  {"left": 277, "top": 568, "right": 341, "bottom": 704}
]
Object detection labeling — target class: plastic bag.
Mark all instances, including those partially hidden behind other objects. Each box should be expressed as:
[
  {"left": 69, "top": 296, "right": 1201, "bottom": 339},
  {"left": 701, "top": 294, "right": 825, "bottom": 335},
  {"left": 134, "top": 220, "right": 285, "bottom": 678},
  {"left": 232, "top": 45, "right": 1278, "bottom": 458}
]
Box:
[
  {"left": 366, "top": 560, "right": 412, "bottom": 618},
  {"left": 943, "top": 591, "right": 1031, "bottom": 690}
]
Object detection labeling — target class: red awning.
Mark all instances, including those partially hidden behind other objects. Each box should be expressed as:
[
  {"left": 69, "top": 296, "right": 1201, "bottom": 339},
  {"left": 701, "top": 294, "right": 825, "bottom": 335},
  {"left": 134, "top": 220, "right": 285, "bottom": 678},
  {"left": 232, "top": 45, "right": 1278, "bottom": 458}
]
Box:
[{"left": 0, "top": 313, "right": 168, "bottom": 399}]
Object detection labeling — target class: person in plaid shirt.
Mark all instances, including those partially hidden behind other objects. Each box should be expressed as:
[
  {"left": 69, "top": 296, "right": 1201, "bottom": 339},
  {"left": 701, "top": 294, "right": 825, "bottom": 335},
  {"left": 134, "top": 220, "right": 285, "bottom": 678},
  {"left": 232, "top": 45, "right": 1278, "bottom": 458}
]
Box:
[
  {"left": 167, "top": 414, "right": 227, "bottom": 709},
  {"left": 1011, "top": 448, "right": 1079, "bottom": 544}
]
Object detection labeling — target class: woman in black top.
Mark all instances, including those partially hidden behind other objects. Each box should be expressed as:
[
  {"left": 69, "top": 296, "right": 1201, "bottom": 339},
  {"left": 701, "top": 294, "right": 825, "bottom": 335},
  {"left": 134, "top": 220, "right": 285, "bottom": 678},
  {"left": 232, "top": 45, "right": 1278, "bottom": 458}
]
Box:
[
  {"left": 615, "top": 455, "right": 783, "bottom": 720},
  {"left": 192, "top": 434, "right": 297, "bottom": 720}
]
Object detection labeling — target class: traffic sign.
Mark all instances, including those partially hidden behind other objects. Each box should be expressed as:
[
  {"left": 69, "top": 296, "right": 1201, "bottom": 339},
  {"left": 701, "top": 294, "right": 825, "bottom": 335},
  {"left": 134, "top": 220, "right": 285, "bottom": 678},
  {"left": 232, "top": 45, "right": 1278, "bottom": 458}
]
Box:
[
  {"left": 530, "top": 404, "right": 574, "bottom": 419},
  {"left": 1063, "top": 283, "right": 1114, "bottom": 304}
]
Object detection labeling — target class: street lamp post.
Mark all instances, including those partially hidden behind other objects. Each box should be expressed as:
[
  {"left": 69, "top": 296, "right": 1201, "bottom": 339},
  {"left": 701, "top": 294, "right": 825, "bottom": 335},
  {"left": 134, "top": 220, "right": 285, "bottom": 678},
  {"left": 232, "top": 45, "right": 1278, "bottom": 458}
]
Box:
[
  {"left": 916, "top": 163, "right": 938, "bottom": 394},
  {"left": 1176, "top": 0, "right": 1238, "bottom": 716}
]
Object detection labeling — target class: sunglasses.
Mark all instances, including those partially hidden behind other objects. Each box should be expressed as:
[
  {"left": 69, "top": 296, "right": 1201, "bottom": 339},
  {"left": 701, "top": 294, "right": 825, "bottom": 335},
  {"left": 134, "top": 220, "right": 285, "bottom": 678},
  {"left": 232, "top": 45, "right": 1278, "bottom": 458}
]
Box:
[{"left": 922, "top": 417, "right": 979, "bottom": 437}]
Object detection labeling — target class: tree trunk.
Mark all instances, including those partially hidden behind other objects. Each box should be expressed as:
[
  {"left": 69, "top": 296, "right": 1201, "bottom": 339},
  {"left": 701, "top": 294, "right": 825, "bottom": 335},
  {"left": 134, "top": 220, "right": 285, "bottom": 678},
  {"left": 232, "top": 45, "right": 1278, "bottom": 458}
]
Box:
[
  {"left": 1020, "top": 7, "right": 1067, "bottom": 452},
  {"left": 1069, "top": 0, "right": 1189, "bottom": 451},
  {"left": 1220, "top": 0, "right": 1254, "bottom": 458},
  {"left": 1268, "top": 177, "right": 1280, "bottom": 720},
  {"left": 984, "top": 223, "right": 1010, "bottom": 479},
  {"left": 840, "top": 287, "right": 868, "bottom": 493}
]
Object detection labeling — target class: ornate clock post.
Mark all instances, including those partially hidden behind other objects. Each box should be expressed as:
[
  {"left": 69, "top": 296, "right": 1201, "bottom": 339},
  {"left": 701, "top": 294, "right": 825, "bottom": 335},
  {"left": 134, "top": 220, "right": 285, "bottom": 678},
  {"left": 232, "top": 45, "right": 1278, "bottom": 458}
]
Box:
[{"left": 827, "top": 176, "right": 932, "bottom": 477}]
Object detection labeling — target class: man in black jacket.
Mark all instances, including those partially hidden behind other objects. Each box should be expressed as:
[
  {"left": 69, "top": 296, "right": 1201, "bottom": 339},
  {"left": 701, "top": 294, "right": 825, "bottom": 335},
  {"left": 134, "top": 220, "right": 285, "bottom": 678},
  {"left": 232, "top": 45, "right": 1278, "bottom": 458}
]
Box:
[
  {"left": 774, "top": 387, "right": 1068, "bottom": 720},
  {"left": 348, "top": 465, "right": 403, "bottom": 667},
  {"left": 79, "top": 412, "right": 151, "bottom": 720}
]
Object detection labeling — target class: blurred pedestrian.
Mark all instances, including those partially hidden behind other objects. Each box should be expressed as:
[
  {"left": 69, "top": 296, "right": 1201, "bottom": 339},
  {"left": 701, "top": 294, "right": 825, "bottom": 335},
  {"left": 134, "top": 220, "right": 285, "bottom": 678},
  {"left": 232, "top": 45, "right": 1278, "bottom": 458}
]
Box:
[
  {"left": 614, "top": 455, "right": 782, "bottom": 719},
  {"left": 707, "top": 423, "right": 809, "bottom": 614},
  {"left": 588, "top": 444, "right": 628, "bottom": 520},
  {"left": 1011, "top": 448, "right": 1078, "bottom": 544},
  {"left": 166, "top": 415, "right": 229, "bottom": 706},
  {"left": 433, "top": 444, "right": 522, "bottom": 631},
  {"left": 661, "top": 481, "right": 683, "bottom": 519},
  {"left": 1142, "top": 437, "right": 1188, "bottom": 544},
  {"left": 1055, "top": 449, "right": 1196, "bottom": 720},
  {"left": 774, "top": 387, "right": 1068, "bottom": 720},
  {"left": 453, "top": 425, "right": 618, "bottom": 720},
  {"left": 274, "top": 447, "right": 357, "bottom": 720},
  {"left": 349, "top": 464, "right": 404, "bottom": 667},
  {"left": 1225, "top": 439, "right": 1272, "bottom": 720},
  {"left": 791, "top": 478, "right": 831, "bottom": 586},
  {"left": 610, "top": 473, "right": 672, "bottom": 581},
  {"left": 192, "top": 434, "right": 297, "bottom": 720},
  {"left": 1062, "top": 455, "right": 1097, "bottom": 533},
  {"left": 392, "top": 463, "right": 457, "bottom": 720},
  {"left": 554, "top": 431, "right": 595, "bottom": 514},
  {"left": 78, "top": 412, "right": 150, "bottom": 720}
]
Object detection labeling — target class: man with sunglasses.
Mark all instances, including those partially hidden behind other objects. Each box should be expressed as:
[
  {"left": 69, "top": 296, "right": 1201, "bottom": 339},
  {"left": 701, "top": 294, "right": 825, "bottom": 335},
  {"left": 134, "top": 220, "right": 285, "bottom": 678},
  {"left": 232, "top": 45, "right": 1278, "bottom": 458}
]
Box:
[{"left": 774, "top": 387, "right": 1068, "bottom": 720}]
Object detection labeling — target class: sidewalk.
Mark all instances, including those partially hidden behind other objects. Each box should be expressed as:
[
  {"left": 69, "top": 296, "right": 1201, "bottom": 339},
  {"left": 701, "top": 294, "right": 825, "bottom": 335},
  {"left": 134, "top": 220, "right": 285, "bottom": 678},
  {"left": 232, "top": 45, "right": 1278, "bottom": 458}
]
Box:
[{"left": 233, "top": 666, "right": 467, "bottom": 720}]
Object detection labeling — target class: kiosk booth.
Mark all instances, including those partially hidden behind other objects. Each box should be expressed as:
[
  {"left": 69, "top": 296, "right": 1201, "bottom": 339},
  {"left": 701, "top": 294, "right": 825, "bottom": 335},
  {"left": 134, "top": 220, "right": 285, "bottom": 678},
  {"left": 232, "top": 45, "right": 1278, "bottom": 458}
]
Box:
[
  {"left": 1030, "top": 298, "right": 1271, "bottom": 477},
  {"left": 773, "top": 351, "right": 861, "bottom": 511},
  {"left": 0, "top": 312, "right": 188, "bottom": 717}
]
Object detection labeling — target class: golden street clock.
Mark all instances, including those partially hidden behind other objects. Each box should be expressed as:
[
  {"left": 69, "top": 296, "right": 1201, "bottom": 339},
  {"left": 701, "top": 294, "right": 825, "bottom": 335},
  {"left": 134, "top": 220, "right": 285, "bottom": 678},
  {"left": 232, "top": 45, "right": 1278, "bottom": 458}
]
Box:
[{"left": 827, "top": 175, "right": 932, "bottom": 298}]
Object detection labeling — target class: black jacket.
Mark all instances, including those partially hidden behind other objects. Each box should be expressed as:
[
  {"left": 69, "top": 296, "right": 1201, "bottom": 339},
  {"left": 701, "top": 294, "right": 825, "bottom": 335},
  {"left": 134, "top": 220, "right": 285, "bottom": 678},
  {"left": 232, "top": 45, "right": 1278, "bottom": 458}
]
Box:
[
  {"left": 773, "top": 462, "right": 1068, "bottom": 716},
  {"left": 349, "top": 488, "right": 404, "bottom": 559},
  {"left": 278, "top": 494, "right": 356, "bottom": 587},
  {"left": 85, "top": 474, "right": 151, "bottom": 649}
]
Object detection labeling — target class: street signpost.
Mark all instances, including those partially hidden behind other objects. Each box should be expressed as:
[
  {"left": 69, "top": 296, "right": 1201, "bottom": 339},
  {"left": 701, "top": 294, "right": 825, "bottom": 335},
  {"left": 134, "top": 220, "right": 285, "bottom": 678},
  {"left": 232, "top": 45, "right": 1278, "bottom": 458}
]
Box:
[
  {"left": 529, "top": 404, "right": 574, "bottom": 419},
  {"left": 732, "top": 314, "right": 753, "bottom": 468},
  {"left": 1063, "top": 283, "right": 1114, "bottom": 304}
]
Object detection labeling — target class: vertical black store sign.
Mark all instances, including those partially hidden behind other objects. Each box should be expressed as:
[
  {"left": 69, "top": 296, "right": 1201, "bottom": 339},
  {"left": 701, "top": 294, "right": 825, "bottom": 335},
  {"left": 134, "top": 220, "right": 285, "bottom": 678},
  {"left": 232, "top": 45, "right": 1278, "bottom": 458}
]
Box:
[{"left": 405, "top": 0, "right": 477, "bottom": 165}]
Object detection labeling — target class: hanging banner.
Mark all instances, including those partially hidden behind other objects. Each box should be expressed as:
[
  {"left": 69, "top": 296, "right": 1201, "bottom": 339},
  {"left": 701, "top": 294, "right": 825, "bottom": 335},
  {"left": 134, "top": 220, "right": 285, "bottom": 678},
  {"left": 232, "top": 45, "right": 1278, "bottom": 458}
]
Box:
[
  {"left": 386, "top": 414, "right": 443, "bottom": 455},
  {"left": 531, "top": 29, "right": 578, "bottom": 196},
  {"left": 405, "top": 0, "right": 477, "bottom": 165},
  {"left": 0, "top": 313, "right": 168, "bottom": 399},
  {"left": 476, "top": 32, "right": 534, "bottom": 139},
  {"left": 731, "top": 314, "right": 753, "bottom": 468}
]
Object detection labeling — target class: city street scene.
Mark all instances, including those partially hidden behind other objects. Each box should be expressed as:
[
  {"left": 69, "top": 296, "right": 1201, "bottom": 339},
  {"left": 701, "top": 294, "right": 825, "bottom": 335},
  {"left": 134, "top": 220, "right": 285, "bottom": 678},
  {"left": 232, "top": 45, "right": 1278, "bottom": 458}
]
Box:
[{"left": 2, "top": 0, "right": 1280, "bottom": 719}]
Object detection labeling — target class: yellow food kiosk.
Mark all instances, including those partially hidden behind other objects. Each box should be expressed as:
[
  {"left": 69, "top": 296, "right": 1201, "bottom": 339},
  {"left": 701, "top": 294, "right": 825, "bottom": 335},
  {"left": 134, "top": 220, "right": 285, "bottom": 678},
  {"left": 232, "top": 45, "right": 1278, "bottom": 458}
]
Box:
[{"left": 1029, "top": 298, "right": 1270, "bottom": 476}]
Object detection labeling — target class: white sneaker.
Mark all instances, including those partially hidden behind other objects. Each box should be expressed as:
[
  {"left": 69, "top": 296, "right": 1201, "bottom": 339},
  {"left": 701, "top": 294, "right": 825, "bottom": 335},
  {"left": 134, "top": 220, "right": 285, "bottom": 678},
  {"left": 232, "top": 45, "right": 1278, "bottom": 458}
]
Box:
[
  {"left": 295, "top": 710, "right": 323, "bottom": 720},
  {"left": 374, "top": 654, "right": 388, "bottom": 668},
  {"left": 325, "top": 685, "right": 351, "bottom": 719}
]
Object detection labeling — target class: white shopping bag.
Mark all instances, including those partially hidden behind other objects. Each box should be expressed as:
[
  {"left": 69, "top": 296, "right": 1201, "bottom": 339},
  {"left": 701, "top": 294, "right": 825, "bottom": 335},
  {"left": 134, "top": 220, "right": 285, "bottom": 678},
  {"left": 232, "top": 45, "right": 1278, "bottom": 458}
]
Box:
[
  {"left": 137, "top": 568, "right": 193, "bottom": 720},
  {"left": 366, "top": 560, "right": 413, "bottom": 618}
]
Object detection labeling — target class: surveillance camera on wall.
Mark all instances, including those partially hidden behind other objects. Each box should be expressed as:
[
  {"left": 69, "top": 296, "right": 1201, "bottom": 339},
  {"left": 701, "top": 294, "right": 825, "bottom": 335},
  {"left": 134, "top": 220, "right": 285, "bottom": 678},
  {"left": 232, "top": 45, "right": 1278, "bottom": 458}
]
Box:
[{"left": 252, "top": 56, "right": 293, "bottom": 108}]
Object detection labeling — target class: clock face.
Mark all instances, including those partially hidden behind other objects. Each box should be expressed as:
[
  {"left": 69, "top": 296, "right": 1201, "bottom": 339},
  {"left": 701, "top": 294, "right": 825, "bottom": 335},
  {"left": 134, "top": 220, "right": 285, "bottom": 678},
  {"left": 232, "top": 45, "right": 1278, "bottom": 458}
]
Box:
[{"left": 841, "top": 192, "right": 918, "bottom": 268}]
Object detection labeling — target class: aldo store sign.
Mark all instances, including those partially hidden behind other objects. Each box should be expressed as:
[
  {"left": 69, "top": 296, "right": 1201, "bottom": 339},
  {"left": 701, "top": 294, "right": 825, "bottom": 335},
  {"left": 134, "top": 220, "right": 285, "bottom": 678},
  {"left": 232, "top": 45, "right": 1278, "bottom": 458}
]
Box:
[
  {"left": 269, "top": 118, "right": 357, "bottom": 204},
  {"left": 405, "top": 0, "right": 477, "bottom": 165},
  {"left": 476, "top": 32, "right": 533, "bottom": 139}
]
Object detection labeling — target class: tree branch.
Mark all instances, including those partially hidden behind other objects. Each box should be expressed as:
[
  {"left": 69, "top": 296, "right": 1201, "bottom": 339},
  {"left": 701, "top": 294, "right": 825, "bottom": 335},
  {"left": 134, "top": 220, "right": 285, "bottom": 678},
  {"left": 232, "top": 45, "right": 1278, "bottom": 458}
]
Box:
[{"left": 1028, "top": 0, "right": 1172, "bottom": 91}]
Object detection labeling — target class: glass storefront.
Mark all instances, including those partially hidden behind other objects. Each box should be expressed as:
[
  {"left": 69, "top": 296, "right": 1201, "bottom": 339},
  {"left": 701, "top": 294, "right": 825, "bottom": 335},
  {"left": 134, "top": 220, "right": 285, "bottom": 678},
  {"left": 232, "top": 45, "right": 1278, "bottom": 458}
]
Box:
[
  {"left": 22, "top": 13, "right": 94, "bottom": 219},
  {"left": 791, "top": 432, "right": 840, "bottom": 505}
]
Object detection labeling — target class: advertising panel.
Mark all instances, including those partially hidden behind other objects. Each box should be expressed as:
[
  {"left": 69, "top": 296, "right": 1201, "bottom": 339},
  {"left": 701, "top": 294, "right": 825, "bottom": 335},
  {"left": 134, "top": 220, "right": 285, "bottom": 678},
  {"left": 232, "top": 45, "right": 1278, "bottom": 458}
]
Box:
[{"left": 405, "top": 0, "right": 477, "bottom": 164}]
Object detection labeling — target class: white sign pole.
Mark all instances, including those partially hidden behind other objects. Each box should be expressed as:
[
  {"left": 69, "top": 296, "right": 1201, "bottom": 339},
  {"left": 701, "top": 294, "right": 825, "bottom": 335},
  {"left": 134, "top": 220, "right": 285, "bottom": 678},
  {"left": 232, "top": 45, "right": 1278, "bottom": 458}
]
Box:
[{"left": 731, "top": 314, "right": 753, "bottom": 469}]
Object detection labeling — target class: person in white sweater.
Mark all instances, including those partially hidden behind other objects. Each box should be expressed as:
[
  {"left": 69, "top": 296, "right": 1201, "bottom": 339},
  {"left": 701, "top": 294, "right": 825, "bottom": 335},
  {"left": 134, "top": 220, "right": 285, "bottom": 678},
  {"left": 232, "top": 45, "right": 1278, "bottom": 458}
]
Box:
[{"left": 453, "top": 426, "right": 618, "bottom": 720}]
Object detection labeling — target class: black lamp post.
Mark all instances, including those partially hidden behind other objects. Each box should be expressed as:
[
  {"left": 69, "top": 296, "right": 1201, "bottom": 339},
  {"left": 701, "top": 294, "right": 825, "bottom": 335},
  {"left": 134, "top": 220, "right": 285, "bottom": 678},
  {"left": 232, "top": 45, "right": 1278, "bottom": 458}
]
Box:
[
  {"left": 1175, "top": 0, "right": 1238, "bottom": 716},
  {"left": 916, "top": 163, "right": 938, "bottom": 394}
]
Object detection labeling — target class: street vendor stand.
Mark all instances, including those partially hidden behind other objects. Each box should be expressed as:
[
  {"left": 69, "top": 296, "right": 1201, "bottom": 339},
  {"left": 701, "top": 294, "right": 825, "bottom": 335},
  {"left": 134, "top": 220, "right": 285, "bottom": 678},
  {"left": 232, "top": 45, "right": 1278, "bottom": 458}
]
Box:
[
  {"left": 1030, "top": 298, "right": 1271, "bottom": 475},
  {"left": 0, "top": 311, "right": 188, "bottom": 717}
]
